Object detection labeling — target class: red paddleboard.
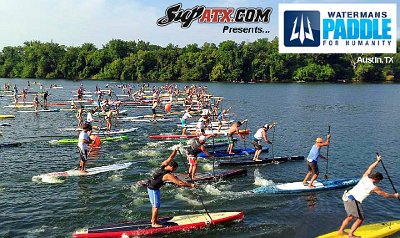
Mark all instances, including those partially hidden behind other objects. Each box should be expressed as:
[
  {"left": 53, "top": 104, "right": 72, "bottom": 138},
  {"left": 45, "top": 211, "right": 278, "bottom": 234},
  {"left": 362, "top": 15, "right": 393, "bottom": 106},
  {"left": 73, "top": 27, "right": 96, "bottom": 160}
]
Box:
[{"left": 72, "top": 211, "right": 244, "bottom": 237}]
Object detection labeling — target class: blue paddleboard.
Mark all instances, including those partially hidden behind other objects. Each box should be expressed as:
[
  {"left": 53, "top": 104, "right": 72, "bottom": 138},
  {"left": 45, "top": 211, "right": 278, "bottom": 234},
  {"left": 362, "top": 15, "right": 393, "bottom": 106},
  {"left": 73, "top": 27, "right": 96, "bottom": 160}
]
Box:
[{"left": 198, "top": 148, "right": 268, "bottom": 158}]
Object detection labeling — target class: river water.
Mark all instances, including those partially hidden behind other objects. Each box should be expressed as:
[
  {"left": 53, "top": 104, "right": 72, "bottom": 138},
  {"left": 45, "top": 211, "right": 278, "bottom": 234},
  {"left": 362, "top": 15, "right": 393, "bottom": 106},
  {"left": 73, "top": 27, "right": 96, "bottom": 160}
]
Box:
[{"left": 1, "top": 78, "right": 400, "bottom": 238}]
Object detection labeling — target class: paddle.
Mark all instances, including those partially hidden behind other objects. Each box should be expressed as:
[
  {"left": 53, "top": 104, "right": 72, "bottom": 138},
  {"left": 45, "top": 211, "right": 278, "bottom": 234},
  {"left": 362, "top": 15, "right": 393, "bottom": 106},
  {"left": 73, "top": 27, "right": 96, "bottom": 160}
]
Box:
[
  {"left": 176, "top": 148, "right": 214, "bottom": 222},
  {"left": 271, "top": 122, "right": 276, "bottom": 161},
  {"left": 243, "top": 119, "right": 248, "bottom": 149},
  {"left": 377, "top": 153, "right": 400, "bottom": 201},
  {"left": 324, "top": 126, "right": 331, "bottom": 179}
]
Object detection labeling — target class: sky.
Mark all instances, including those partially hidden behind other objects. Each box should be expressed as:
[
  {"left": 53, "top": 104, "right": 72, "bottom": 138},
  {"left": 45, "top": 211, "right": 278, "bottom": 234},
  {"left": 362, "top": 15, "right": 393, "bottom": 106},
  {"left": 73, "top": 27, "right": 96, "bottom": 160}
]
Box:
[{"left": 0, "top": 0, "right": 398, "bottom": 49}]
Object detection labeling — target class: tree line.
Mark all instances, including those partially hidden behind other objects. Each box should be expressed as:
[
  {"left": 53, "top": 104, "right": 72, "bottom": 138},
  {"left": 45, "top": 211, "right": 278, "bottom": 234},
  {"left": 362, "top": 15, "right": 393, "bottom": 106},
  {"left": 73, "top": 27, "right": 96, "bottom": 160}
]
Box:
[{"left": 0, "top": 38, "right": 398, "bottom": 82}]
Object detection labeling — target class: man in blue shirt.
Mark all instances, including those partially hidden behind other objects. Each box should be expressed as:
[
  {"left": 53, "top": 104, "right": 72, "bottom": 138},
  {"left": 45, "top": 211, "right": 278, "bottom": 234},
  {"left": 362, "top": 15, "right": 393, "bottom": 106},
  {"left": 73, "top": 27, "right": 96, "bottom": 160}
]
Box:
[{"left": 302, "top": 134, "right": 331, "bottom": 188}]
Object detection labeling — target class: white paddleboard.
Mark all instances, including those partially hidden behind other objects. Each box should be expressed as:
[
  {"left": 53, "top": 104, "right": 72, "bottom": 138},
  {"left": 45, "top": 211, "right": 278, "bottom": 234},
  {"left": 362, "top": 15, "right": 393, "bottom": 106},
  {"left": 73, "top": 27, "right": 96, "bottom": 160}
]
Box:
[
  {"left": 33, "top": 162, "right": 132, "bottom": 178},
  {"left": 4, "top": 105, "right": 34, "bottom": 108},
  {"left": 276, "top": 181, "right": 325, "bottom": 191},
  {"left": 92, "top": 127, "right": 138, "bottom": 135}
]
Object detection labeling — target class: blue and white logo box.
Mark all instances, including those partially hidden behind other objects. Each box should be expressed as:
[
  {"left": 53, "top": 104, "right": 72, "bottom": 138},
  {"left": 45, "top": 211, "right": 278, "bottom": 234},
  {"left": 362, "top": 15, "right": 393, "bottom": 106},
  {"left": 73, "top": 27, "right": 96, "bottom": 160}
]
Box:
[{"left": 279, "top": 4, "right": 397, "bottom": 53}]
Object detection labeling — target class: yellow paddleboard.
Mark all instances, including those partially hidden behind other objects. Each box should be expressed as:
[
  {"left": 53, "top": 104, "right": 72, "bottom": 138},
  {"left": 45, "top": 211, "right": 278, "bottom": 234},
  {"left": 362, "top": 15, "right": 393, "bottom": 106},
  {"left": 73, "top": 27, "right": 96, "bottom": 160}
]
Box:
[
  {"left": 0, "top": 115, "right": 15, "bottom": 119},
  {"left": 317, "top": 220, "right": 400, "bottom": 238}
]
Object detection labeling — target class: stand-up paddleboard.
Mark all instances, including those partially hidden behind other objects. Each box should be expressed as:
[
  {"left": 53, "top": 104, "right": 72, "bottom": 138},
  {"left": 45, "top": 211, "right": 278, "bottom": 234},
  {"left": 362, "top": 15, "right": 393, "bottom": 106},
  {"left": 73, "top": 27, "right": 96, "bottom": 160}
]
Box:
[
  {"left": 19, "top": 109, "right": 60, "bottom": 113},
  {"left": 51, "top": 136, "right": 128, "bottom": 144},
  {"left": 4, "top": 105, "right": 34, "bottom": 108},
  {"left": 0, "top": 115, "right": 15, "bottom": 119},
  {"left": 186, "top": 126, "right": 229, "bottom": 131},
  {"left": 174, "top": 169, "right": 247, "bottom": 182},
  {"left": 198, "top": 148, "right": 268, "bottom": 158},
  {"left": 92, "top": 127, "right": 138, "bottom": 135},
  {"left": 148, "top": 134, "right": 198, "bottom": 140},
  {"left": 33, "top": 162, "right": 132, "bottom": 179},
  {"left": 141, "top": 112, "right": 183, "bottom": 117},
  {"left": 59, "top": 127, "right": 108, "bottom": 132},
  {"left": 177, "top": 120, "right": 234, "bottom": 128},
  {"left": 217, "top": 156, "right": 304, "bottom": 166},
  {"left": 119, "top": 116, "right": 145, "bottom": 121},
  {"left": 253, "top": 178, "right": 359, "bottom": 194},
  {"left": 128, "top": 118, "right": 176, "bottom": 123},
  {"left": 93, "top": 110, "right": 128, "bottom": 116},
  {"left": 46, "top": 103, "right": 68, "bottom": 106},
  {"left": 66, "top": 100, "right": 94, "bottom": 103},
  {"left": 190, "top": 129, "right": 250, "bottom": 136},
  {"left": 132, "top": 105, "right": 152, "bottom": 108},
  {"left": 120, "top": 101, "right": 152, "bottom": 105},
  {"left": 73, "top": 211, "right": 244, "bottom": 238},
  {"left": 317, "top": 220, "right": 400, "bottom": 238},
  {"left": 0, "top": 142, "right": 22, "bottom": 148},
  {"left": 73, "top": 94, "right": 93, "bottom": 97},
  {"left": 164, "top": 137, "right": 236, "bottom": 144}
]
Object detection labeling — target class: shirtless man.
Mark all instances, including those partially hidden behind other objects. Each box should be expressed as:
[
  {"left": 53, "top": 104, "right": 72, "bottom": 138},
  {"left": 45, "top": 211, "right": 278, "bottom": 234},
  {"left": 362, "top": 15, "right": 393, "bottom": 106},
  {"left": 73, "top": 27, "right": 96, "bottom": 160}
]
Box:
[{"left": 226, "top": 119, "right": 247, "bottom": 154}]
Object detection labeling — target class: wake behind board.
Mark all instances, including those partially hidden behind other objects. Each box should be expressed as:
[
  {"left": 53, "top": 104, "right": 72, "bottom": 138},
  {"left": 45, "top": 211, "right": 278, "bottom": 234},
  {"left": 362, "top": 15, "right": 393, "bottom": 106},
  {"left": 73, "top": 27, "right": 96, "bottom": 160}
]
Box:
[
  {"left": 317, "top": 220, "right": 400, "bottom": 238},
  {"left": 73, "top": 211, "right": 244, "bottom": 238},
  {"left": 217, "top": 156, "right": 304, "bottom": 167},
  {"left": 253, "top": 178, "right": 359, "bottom": 194},
  {"left": 33, "top": 162, "right": 132, "bottom": 179},
  {"left": 174, "top": 169, "right": 247, "bottom": 183},
  {"left": 198, "top": 148, "right": 268, "bottom": 158}
]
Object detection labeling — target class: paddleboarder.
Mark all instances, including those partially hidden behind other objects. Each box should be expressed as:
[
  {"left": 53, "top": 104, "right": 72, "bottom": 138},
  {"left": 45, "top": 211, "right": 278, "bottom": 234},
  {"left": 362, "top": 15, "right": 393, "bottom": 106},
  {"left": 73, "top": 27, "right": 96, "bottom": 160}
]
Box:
[
  {"left": 33, "top": 95, "right": 40, "bottom": 112},
  {"left": 77, "top": 123, "right": 92, "bottom": 173},
  {"left": 151, "top": 98, "right": 159, "bottom": 121},
  {"left": 86, "top": 109, "right": 94, "bottom": 125},
  {"left": 180, "top": 108, "right": 192, "bottom": 135},
  {"left": 70, "top": 99, "right": 77, "bottom": 109},
  {"left": 145, "top": 148, "right": 196, "bottom": 228},
  {"left": 338, "top": 154, "right": 399, "bottom": 238},
  {"left": 105, "top": 109, "right": 116, "bottom": 131},
  {"left": 22, "top": 88, "right": 27, "bottom": 103},
  {"left": 226, "top": 119, "right": 247, "bottom": 155},
  {"left": 43, "top": 91, "right": 49, "bottom": 107},
  {"left": 217, "top": 107, "right": 231, "bottom": 132},
  {"left": 251, "top": 124, "right": 274, "bottom": 161},
  {"left": 196, "top": 114, "right": 209, "bottom": 136},
  {"left": 76, "top": 106, "right": 84, "bottom": 128},
  {"left": 302, "top": 134, "right": 331, "bottom": 188},
  {"left": 185, "top": 135, "right": 213, "bottom": 180},
  {"left": 13, "top": 85, "right": 18, "bottom": 105}
]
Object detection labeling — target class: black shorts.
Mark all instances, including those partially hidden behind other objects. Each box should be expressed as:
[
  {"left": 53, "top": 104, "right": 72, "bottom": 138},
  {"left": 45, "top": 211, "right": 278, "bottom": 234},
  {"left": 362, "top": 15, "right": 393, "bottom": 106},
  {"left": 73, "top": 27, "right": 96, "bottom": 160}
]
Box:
[
  {"left": 152, "top": 108, "right": 156, "bottom": 115},
  {"left": 251, "top": 140, "right": 262, "bottom": 150},
  {"left": 306, "top": 160, "right": 319, "bottom": 174},
  {"left": 79, "top": 148, "right": 88, "bottom": 162}
]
